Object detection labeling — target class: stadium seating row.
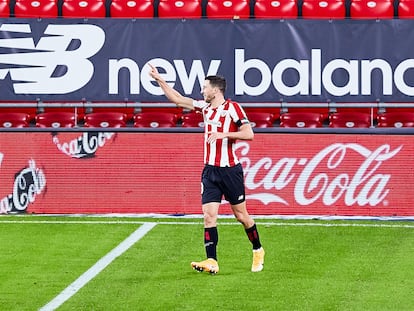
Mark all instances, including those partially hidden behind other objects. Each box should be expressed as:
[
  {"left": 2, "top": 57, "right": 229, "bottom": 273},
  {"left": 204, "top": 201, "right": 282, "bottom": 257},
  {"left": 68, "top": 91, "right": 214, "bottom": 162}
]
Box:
[
  {"left": 1, "top": 108, "right": 414, "bottom": 128},
  {"left": 2, "top": 0, "right": 414, "bottom": 19}
]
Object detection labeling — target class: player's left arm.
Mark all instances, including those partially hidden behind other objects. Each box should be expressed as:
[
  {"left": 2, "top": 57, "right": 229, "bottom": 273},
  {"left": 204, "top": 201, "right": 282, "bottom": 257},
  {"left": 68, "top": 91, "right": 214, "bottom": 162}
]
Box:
[
  {"left": 229, "top": 122, "right": 254, "bottom": 140},
  {"left": 207, "top": 122, "right": 254, "bottom": 143}
]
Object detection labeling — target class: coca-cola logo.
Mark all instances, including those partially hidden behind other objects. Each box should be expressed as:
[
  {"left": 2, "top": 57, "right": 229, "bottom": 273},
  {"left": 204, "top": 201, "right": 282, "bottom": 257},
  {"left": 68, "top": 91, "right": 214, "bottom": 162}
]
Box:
[
  {"left": 237, "top": 142, "right": 402, "bottom": 207},
  {"left": 0, "top": 159, "right": 46, "bottom": 214},
  {"left": 52, "top": 132, "right": 115, "bottom": 158}
]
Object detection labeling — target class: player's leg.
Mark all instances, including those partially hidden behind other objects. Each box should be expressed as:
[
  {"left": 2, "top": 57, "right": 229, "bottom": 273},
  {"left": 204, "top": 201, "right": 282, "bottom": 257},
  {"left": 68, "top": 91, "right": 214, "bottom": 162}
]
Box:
[
  {"left": 231, "top": 201, "right": 254, "bottom": 229},
  {"left": 191, "top": 202, "right": 220, "bottom": 274},
  {"left": 231, "top": 202, "right": 265, "bottom": 272},
  {"left": 223, "top": 164, "right": 265, "bottom": 272},
  {"left": 202, "top": 202, "right": 220, "bottom": 260},
  {"left": 191, "top": 166, "right": 221, "bottom": 274},
  {"left": 203, "top": 201, "right": 220, "bottom": 228},
  {"left": 222, "top": 164, "right": 263, "bottom": 250},
  {"left": 231, "top": 202, "right": 263, "bottom": 251}
]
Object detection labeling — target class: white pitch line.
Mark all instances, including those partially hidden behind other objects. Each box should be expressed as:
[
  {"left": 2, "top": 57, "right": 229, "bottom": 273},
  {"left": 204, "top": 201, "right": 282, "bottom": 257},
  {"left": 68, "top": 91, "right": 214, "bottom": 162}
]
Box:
[
  {"left": 38, "top": 222, "right": 156, "bottom": 311},
  {"left": 2, "top": 219, "right": 414, "bottom": 229}
]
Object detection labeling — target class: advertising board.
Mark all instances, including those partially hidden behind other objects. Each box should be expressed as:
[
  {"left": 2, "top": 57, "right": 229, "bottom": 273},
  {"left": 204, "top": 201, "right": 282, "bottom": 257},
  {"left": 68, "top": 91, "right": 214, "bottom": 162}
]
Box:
[{"left": 0, "top": 131, "right": 411, "bottom": 216}]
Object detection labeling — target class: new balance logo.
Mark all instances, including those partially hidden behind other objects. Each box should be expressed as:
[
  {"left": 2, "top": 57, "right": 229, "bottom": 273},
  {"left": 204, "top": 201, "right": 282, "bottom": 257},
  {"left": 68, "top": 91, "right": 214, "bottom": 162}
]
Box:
[{"left": 0, "top": 24, "right": 105, "bottom": 94}]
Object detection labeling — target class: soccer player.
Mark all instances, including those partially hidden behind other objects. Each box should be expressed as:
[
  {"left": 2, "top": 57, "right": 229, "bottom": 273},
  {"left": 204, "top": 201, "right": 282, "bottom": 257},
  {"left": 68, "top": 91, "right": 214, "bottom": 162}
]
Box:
[{"left": 149, "top": 64, "right": 265, "bottom": 273}]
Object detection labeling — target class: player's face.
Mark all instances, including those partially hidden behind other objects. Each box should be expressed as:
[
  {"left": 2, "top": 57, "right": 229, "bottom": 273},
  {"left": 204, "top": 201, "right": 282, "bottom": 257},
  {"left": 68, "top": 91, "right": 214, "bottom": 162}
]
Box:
[{"left": 201, "top": 80, "right": 217, "bottom": 103}]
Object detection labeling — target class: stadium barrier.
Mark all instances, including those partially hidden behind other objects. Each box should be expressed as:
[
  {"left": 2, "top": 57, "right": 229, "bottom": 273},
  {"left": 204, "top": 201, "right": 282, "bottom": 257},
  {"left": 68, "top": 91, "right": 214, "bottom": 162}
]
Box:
[{"left": 0, "top": 17, "right": 414, "bottom": 216}]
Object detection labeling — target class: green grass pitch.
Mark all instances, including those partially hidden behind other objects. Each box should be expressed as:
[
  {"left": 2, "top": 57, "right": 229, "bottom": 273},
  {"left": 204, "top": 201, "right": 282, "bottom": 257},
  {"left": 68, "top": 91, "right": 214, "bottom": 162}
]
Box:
[{"left": 1, "top": 215, "right": 414, "bottom": 310}]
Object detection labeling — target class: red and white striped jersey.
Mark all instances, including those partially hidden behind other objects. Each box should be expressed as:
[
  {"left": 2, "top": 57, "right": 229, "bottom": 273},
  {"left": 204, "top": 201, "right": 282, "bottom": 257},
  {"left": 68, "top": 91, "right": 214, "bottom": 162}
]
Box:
[{"left": 193, "top": 99, "right": 250, "bottom": 167}]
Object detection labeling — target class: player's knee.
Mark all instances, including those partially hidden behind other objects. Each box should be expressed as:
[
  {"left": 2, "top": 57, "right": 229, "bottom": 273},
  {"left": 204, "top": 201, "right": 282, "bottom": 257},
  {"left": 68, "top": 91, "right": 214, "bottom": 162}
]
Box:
[
  {"left": 203, "top": 212, "right": 217, "bottom": 227},
  {"left": 234, "top": 212, "right": 247, "bottom": 225},
  {"left": 234, "top": 212, "right": 254, "bottom": 228}
]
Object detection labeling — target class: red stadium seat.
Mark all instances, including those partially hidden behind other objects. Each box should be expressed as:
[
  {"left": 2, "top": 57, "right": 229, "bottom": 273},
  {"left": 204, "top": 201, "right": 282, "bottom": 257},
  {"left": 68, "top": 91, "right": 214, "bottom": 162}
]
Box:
[
  {"left": 133, "top": 112, "right": 177, "bottom": 128},
  {"left": 302, "top": 0, "right": 345, "bottom": 19},
  {"left": 110, "top": 0, "right": 154, "bottom": 18},
  {"left": 140, "top": 106, "right": 183, "bottom": 120},
  {"left": 181, "top": 111, "right": 204, "bottom": 128},
  {"left": 0, "top": 0, "right": 10, "bottom": 17},
  {"left": 279, "top": 112, "right": 323, "bottom": 128},
  {"left": 246, "top": 112, "right": 276, "bottom": 128},
  {"left": 88, "top": 106, "right": 135, "bottom": 122},
  {"left": 84, "top": 112, "right": 127, "bottom": 127},
  {"left": 378, "top": 106, "right": 414, "bottom": 114},
  {"left": 14, "top": 0, "right": 58, "bottom": 18},
  {"left": 206, "top": 0, "right": 250, "bottom": 19},
  {"left": 0, "top": 113, "right": 30, "bottom": 128},
  {"left": 377, "top": 111, "right": 414, "bottom": 128},
  {"left": 158, "top": 0, "right": 202, "bottom": 18},
  {"left": 350, "top": 0, "right": 394, "bottom": 19},
  {"left": 0, "top": 103, "right": 37, "bottom": 122},
  {"left": 329, "top": 111, "right": 372, "bottom": 128},
  {"left": 254, "top": 0, "right": 297, "bottom": 18},
  {"left": 283, "top": 107, "right": 329, "bottom": 122},
  {"left": 244, "top": 107, "right": 280, "bottom": 123},
  {"left": 35, "top": 112, "right": 79, "bottom": 128},
  {"left": 39, "top": 104, "right": 85, "bottom": 120},
  {"left": 333, "top": 106, "right": 378, "bottom": 120},
  {"left": 398, "top": 0, "right": 414, "bottom": 18},
  {"left": 62, "top": 0, "right": 106, "bottom": 18}
]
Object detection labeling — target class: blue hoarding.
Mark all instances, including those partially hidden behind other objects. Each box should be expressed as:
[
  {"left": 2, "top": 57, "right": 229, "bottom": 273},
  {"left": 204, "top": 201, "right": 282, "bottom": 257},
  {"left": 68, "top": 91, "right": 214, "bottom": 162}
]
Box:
[{"left": 0, "top": 18, "right": 413, "bottom": 103}]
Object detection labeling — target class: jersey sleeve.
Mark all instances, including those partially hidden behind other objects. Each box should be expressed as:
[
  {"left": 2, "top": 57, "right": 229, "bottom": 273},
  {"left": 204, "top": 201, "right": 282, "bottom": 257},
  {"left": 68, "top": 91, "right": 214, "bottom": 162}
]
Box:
[{"left": 230, "top": 102, "right": 250, "bottom": 127}]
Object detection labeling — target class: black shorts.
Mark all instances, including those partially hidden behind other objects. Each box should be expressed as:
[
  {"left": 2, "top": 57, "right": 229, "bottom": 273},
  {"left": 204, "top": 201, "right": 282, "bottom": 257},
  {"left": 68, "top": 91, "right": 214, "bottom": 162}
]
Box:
[{"left": 201, "top": 163, "right": 246, "bottom": 205}]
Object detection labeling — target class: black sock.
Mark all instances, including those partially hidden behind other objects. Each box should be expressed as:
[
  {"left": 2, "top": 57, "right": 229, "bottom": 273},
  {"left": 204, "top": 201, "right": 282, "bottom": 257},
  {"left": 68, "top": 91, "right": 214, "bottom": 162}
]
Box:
[
  {"left": 245, "top": 224, "right": 262, "bottom": 250},
  {"left": 204, "top": 227, "right": 218, "bottom": 261}
]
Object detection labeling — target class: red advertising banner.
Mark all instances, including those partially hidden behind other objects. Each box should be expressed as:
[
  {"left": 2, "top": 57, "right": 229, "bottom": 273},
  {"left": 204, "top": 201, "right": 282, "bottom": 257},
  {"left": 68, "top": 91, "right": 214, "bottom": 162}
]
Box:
[{"left": 0, "top": 131, "right": 412, "bottom": 216}]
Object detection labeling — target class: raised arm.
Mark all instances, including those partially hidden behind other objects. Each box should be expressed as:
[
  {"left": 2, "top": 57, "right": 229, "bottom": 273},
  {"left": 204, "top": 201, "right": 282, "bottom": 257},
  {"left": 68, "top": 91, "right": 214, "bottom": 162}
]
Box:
[{"left": 149, "top": 64, "right": 194, "bottom": 111}]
